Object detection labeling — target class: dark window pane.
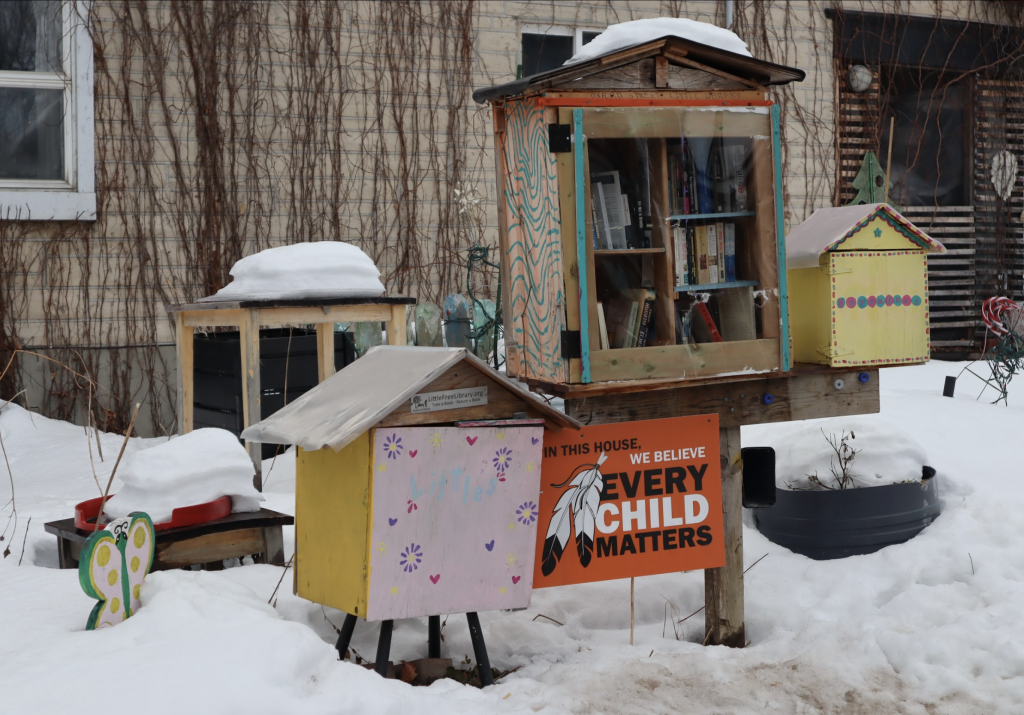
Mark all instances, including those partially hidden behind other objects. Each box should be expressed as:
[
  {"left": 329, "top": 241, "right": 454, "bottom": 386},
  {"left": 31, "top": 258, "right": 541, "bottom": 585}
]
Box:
[
  {"left": 881, "top": 68, "right": 967, "bottom": 207},
  {"left": 0, "top": 87, "right": 64, "bottom": 180},
  {"left": 521, "top": 33, "right": 574, "bottom": 76},
  {"left": 582, "top": 31, "right": 603, "bottom": 46},
  {"left": 0, "top": 0, "right": 63, "bottom": 73}
]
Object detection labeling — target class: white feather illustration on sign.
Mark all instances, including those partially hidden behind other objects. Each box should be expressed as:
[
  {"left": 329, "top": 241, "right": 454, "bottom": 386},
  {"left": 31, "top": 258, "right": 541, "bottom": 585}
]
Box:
[{"left": 540, "top": 452, "right": 608, "bottom": 576}]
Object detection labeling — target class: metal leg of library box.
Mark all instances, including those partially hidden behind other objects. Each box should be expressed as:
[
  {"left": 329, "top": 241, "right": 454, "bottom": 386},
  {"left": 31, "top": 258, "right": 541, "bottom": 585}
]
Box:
[
  {"left": 466, "top": 612, "right": 493, "bottom": 686},
  {"left": 428, "top": 615, "right": 441, "bottom": 658},
  {"left": 335, "top": 613, "right": 358, "bottom": 660},
  {"left": 374, "top": 620, "right": 394, "bottom": 677}
]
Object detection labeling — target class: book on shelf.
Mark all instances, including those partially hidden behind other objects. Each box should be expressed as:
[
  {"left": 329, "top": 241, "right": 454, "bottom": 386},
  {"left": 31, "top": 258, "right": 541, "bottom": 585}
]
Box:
[
  {"left": 668, "top": 138, "right": 749, "bottom": 217},
  {"left": 591, "top": 182, "right": 612, "bottom": 250},
  {"left": 604, "top": 296, "right": 638, "bottom": 349},
  {"left": 725, "top": 143, "right": 748, "bottom": 212},
  {"left": 693, "top": 302, "right": 723, "bottom": 343},
  {"left": 591, "top": 171, "right": 629, "bottom": 250},
  {"left": 706, "top": 223, "right": 719, "bottom": 284},
  {"left": 723, "top": 222, "right": 737, "bottom": 282},
  {"left": 596, "top": 301, "right": 611, "bottom": 350},
  {"left": 673, "top": 225, "right": 689, "bottom": 287},
  {"left": 695, "top": 225, "right": 710, "bottom": 285},
  {"left": 715, "top": 222, "right": 726, "bottom": 283},
  {"left": 635, "top": 290, "right": 657, "bottom": 348}
]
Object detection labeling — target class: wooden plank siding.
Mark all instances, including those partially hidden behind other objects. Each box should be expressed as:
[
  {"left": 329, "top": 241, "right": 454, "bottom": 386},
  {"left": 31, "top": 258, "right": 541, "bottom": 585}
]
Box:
[
  {"left": 902, "top": 206, "right": 977, "bottom": 349},
  {"left": 499, "top": 98, "right": 568, "bottom": 383}
]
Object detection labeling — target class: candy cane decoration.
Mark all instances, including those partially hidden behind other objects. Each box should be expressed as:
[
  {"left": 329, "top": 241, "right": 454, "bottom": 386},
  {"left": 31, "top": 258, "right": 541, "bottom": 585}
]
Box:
[{"left": 982, "top": 297, "right": 1022, "bottom": 337}]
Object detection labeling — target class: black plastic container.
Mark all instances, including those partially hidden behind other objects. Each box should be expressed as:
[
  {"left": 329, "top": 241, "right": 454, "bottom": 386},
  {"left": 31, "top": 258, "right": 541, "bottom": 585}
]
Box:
[
  {"left": 193, "top": 328, "right": 356, "bottom": 458},
  {"left": 754, "top": 476, "right": 941, "bottom": 560}
]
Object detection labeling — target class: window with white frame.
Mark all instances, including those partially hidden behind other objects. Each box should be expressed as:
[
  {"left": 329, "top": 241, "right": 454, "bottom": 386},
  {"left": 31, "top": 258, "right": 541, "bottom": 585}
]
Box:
[
  {"left": 520, "top": 24, "right": 604, "bottom": 78},
  {"left": 0, "top": 0, "right": 95, "bottom": 221}
]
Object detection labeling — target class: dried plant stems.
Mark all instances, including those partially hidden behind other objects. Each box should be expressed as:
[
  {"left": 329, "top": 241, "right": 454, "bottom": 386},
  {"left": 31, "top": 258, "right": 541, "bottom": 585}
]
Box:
[{"left": 95, "top": 403, "right": 142, "bottom": 526}]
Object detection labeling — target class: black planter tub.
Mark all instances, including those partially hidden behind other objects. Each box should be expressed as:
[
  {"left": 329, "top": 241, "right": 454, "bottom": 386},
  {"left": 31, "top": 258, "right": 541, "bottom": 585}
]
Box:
[{"left": 754, "top": 475, "right": 941, "bottom": 560}]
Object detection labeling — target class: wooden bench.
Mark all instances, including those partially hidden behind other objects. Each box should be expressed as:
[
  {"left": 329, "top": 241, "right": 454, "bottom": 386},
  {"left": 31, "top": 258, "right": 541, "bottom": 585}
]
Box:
[{"left": 44, "top": 508, "right": 294, "bottom": 571}]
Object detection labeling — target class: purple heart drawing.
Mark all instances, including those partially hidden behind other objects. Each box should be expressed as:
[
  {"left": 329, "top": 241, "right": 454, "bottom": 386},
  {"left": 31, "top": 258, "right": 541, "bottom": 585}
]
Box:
[
  {"left": 531, "top": 437, "right": 539, "bottom": 445},
  {"left": 485, "top": 540, "right": 494, "bottom": 551},
  {"left": 388, "top": 518, "right": 398, "bottom": 526},
  {"left": 511, "top": 575, "right": 521, "bottom": 584},
  {"left": 466, "top": 436, "right": 478, "bottom": 446},
  {"left": 409, "top": 450, "right": 418, "bottom": 458},
  {"left": 430, "top": 574, "right": 440, "bottom": 584}
]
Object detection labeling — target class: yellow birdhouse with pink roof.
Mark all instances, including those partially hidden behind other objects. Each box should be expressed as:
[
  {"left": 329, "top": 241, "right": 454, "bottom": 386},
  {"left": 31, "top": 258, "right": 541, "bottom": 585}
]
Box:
[{"left": 786, "top": 203, "right": 946, "bottom": 368}]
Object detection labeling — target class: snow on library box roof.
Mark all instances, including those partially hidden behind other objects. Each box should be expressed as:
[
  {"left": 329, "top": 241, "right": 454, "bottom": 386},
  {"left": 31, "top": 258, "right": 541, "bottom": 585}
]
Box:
[
  {"left": 563, "top": 17, "right": 752, "bottom": 64},
  {"left": 785, "top": 202, "right": 946, "bottom": 270},
  {"left": 472, "top": 17, "right": 804, "bottom": 104},
  {"left": 199, "top": 241, "right": 385, "bottom": 302},
  {"left": 240, "top": 346, "right": 580, "bottom": 452}
]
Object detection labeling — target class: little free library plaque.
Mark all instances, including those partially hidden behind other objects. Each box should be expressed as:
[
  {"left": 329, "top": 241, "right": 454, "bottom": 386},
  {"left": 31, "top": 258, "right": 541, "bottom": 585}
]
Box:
[{"left": 410, "top": 386, "right": 488, "bottom": 414}]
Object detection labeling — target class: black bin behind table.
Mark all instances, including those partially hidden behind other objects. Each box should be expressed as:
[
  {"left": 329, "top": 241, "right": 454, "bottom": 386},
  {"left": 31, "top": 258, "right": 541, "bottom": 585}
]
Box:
[{"left": 193, "top": 328, "right": 356, "bottom": 459}]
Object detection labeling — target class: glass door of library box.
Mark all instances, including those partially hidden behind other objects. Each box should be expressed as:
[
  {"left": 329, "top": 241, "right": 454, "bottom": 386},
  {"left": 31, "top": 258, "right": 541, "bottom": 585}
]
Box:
[{"left": 568, "top": 105, "right": 783, "bottom": 382}]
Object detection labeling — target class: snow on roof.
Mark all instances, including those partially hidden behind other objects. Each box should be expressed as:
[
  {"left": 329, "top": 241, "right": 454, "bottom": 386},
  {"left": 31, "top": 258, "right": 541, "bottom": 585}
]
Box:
[
  {"left": 240, "top": 346, "right": 580, "bottom": 452},
  {"left": 786, "top": 203, "right": 946, "bottom": 269},
  {"left": 201, "top": 241, "right": 385, "bottom": 302},
  {"left": 564, "top": 18, "right": 752, "bottom": 66}
]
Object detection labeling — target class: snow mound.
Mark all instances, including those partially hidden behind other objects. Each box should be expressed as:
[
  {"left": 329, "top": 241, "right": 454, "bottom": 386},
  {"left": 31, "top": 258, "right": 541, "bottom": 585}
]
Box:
[
  {"left": 749, "top": 415, "right": 929, "bottom": 490},
  {"left": 564, "top": 18, "right": 752, "bottom": 66},
  {"left": 204, "top": 241, "right": 385, "bottom": 301},
  {"left": 104, "top": 428, "right": 263, "bottom": 522}
]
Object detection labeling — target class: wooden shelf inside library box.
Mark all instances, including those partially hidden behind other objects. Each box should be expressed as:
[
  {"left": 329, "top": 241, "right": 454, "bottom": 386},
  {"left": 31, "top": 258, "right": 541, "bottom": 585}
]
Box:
[{"left": 566, "top": 105, "right": 781, "bottom": 383}]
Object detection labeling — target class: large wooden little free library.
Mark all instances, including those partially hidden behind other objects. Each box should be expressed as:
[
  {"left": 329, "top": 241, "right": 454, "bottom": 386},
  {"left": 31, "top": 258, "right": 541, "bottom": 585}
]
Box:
[
  {"left": 475, "top": 35, "right": 806, "bottom": 390},
  {"left": 474, "top": 33, "right": 908, "bottom": 648}
]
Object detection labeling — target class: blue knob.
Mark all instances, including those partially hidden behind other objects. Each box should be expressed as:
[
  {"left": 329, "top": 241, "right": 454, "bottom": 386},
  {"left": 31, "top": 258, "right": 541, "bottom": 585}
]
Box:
[
  {"left": 859, "top": 372, "right": 870, "bottom": 383},
  {"left": 763, "top": 393, "right": 774, "bottom": 405}
]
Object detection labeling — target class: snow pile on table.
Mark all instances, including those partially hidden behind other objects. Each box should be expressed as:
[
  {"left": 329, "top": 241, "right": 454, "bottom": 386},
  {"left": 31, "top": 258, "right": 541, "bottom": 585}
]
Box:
[
  {"left": 564, "top": 18, "right": 752, "bottom": 66},
  {"left": 204, "top": 241, "right": 385, "bottom": 301},
  {"left": 104, "top": 428, "right": 263, "bottom": 522},
  {"left": 746, "top": 415, "right": 928, "bottom": 490}
]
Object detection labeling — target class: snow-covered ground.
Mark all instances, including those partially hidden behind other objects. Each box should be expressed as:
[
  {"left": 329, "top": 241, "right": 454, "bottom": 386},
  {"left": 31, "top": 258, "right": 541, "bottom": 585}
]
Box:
[{"left": 2, "top": 360, "right": 1022, "bottom": 714}]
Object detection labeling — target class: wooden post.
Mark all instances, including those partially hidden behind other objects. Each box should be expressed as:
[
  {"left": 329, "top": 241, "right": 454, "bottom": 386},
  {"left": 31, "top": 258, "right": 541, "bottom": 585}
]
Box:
[
  {"left": 316, "top": 322, "right": 335, "bottom": 383},
  {"left": 175, "top": 312, "right": 194, "bottom": 435},
  {"left": 239, "top": 308, "right": 263, "bottom": 491},
  {"left": 388, "top": 304, "right": 408, "bottom": 346},
  {"left": 704, "top": 425, "right": 744, "bottom": 647}
]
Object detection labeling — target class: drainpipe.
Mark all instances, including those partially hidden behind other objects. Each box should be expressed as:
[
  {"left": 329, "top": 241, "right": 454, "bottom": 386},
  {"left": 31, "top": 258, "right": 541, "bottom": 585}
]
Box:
[{"left": 725, "top": 0, "right": 734, "bottom": 30}]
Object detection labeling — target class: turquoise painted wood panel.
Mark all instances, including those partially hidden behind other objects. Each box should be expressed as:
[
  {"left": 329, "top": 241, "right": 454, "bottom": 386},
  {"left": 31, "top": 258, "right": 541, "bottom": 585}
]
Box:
[
  {"left": 772, "top": 104, "right": 791, "bottom": 372},
  {"left": 501, "top": 98, "right": 567, "bottom": 382}
]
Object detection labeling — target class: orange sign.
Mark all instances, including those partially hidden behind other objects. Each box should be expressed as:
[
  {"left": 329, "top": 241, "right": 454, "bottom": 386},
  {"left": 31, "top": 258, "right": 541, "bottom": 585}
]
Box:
[{"left": 533, "top": 415, "right": 724, "bottom": 588}]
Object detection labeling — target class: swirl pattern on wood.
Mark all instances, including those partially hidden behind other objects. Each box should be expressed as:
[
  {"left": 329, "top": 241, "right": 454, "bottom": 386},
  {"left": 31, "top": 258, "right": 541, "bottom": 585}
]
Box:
[{"left": 501, "top": 99, "right": 567, "bottom": 382}]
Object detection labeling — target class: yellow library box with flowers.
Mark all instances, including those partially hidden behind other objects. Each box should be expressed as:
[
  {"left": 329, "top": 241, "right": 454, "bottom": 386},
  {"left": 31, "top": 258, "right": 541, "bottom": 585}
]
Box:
[{"left": 786, "top": 203, "right": 946, "bottom": 368}]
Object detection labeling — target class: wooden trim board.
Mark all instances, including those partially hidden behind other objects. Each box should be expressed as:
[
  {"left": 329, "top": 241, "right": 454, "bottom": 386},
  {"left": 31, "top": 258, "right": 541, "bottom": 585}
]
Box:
[
  {"left": 565, "top": 368, "right": 879, "bottom": 428},
  {"left": 587, "top": 338, "right": 780, "bottom": 383}
]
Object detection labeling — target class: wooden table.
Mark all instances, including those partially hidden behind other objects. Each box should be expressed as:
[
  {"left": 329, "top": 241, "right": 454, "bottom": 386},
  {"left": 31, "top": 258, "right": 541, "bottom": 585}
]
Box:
[
  {"left": 44, "top": 508, "right": 294, "bottom": 571},
  {"left": 167, "top": 296, "right": 416, "bottom": 490}
]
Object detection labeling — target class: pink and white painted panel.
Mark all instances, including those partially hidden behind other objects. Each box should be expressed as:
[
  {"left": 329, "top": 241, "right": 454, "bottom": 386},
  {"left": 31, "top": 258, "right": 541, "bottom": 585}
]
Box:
[{"left": 366, "top": 425, "right": 544, "bottom": 621}]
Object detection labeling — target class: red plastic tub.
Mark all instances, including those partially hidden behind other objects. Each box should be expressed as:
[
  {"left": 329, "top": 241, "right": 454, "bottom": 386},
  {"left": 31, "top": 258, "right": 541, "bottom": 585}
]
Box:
[{"left": 74, "top": 495, "right": 232, "bottom": 532}]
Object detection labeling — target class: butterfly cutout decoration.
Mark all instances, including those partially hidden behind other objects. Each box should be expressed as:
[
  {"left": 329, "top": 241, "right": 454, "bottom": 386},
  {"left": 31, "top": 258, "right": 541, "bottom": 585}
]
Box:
[{"left": 78, "top": 512, "right": 155, "bottom": 630}]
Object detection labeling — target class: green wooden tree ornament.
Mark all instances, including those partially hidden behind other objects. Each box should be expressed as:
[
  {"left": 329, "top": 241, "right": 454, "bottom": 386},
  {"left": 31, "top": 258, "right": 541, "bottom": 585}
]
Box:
[
  {"left": 848, "top": 151, "right": 896, "bottom": 207},
  {"left": 78, "top": 512, "right": 156, "bottom": 630}
]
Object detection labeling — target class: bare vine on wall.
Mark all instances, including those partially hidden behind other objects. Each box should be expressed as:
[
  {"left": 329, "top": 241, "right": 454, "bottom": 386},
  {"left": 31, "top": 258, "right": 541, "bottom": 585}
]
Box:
[
  {"left": 6, "top": 0, "right": 1023, "bottom": 431},
  {"left": 1, "top": 0, "right": 493, "bottom": 433}
]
